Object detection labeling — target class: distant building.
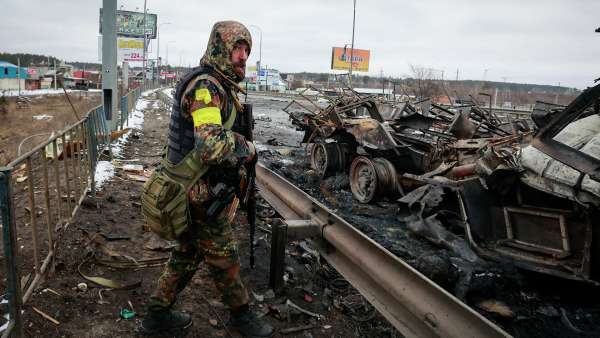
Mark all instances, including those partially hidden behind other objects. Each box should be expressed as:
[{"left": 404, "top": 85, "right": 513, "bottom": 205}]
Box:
[
  {"left": 244, "top": 66, "right": 287, "bottom": 92},
  {"left": 73, "top": 70, "right": 101, "bottom": 89},
  {"left": 0, "top": 61, "right": 27, "bottom": 90}
]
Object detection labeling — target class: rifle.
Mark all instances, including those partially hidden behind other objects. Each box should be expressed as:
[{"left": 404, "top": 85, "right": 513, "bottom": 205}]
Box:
[{"left": 240, "top": 102, "right": 257, "bottom": 269}]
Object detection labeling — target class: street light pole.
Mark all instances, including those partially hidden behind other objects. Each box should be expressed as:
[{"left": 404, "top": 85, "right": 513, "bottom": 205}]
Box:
[
  {"left": 250, "top": 25, "right": 263, "bottom": 91},
  {"left": 142, "top": 0, "right": 147, "bottom": 88},
  {"left": 166, "top": 40, "right": 175, "bottom": 85},
  {"left": 157, "top": 22, "right": 171, "bottom": 85},
  {"left": 166, "top": 41, "right": 175, "bottom": 68},
  {"left": 349, "top": 0, "right": 356, "bottom": 87}
]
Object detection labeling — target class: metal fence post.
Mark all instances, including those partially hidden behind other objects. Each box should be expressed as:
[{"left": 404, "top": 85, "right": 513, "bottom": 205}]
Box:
[
  {"left": 86, "top": 117, "right": 97, "bottom": 197},
  {"left": 269, "top": 218, "right": 287, "bottom": 295},
  {"left": 120, "top": 96, "right": 127, "bottom": 130},
  {"left": 0, "top": 167, "right": 23, "bottom": 338}
]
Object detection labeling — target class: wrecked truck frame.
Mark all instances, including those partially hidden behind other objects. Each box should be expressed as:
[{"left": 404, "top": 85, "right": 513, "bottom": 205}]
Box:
[
  {"left": 284, "top": 86, "right": 531, "bottom": 203},
  {"left": 458, "top": 82, "right": 600, "bottom": 284},
  {"left": 284, "top": 87, "right": 456, "bottom": 203}
]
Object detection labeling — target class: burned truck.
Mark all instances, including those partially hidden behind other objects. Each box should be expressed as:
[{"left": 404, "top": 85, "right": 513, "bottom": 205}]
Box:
[
  {"left": 285, "top": 87, "right": 530, "bottom": 203},
  {"left": 286, "top": 84, "right": 600, "bottom": 284},
  {"left": 459, "top": 83, "right": 600, "bottom": 284}
]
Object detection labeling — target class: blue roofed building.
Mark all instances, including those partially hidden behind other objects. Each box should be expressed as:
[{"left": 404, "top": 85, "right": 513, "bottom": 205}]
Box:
[{"left": 0, "top": 61, "right": 28, "bottom": 90}]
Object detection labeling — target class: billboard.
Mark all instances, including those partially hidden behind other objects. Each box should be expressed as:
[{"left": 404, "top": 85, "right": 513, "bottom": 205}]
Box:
[
  {"left": 100, "top": 9, "right": 157, "bottom": 39},
  {"left": 331, "top": 47, "right": 370, "bottom": 72},
  {"left": 117, "top": 37, "right": 144, "bottom": 62}
]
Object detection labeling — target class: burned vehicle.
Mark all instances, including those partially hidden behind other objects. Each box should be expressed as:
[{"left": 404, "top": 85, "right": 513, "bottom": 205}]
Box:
[
  {"left": 285, "top": 87, "right": 530, "bottom": 203},
  {"left": 459, "top": 83, "right": 600, "bottom": 284}
]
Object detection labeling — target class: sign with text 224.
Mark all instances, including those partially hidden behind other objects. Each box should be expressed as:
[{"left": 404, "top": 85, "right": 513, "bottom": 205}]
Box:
[
  {"left": 118, "top": 37, "right": 144, "bottom": 62},
  {"left": 331, "top": 47, "right": 370, "bottom": 72}
]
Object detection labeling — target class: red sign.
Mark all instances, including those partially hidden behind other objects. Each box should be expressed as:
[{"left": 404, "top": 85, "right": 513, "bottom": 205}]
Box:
[{"left": 27, "top": 68, "right": 37, "bottom": 75}]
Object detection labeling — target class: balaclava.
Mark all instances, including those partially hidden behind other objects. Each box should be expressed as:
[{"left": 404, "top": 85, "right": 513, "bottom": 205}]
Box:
[{"left": 200, "top": 21, "right": 252, "bottom": 83}]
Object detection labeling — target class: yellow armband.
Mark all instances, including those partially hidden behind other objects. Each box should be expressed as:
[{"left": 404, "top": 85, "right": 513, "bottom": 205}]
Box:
[{"left": 191, "top": 107, "right": 222, "bottom": 126}]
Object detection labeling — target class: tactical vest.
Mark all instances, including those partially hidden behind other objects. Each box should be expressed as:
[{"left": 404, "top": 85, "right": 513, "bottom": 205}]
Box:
[
  {"left": 141, "top": 66, "right": 237, "bottom": 240},
  {"left": 167, "top": 66, "right": 235, "bottom": 164}
]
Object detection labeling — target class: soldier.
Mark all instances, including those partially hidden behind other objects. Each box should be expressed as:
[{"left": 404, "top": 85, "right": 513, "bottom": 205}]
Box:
[{"left": 139, "top": 21, "right": 274, "bottom": 337}]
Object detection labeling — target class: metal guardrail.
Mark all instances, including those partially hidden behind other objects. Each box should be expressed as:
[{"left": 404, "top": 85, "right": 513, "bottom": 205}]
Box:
[
  {"left": 256, "top": 163, "right": 511, "bottom": 338},
  {"left": 0, "top": 84, "right": 159, "bottom": 337}
]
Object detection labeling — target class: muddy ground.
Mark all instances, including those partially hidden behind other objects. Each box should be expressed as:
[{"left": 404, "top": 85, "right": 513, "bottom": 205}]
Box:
[
  {"left": 0, "top": 91, "right": 102, "bottom": 166},
  {"left": 4, "top": 90, "right": 600, "bottom": 338}
]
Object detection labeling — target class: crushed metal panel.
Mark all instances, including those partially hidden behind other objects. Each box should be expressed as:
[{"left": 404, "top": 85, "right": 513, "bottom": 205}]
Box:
[
  {"left": 531, "top": 83, "right": 600, "bottom": 180},
  {"left": 343, "top": 118, "right": 398, "bottom": 150},
  {"left": 521, "top": 114, "right": 600, "bottom": 204},
  {"left": 459, "top": 179, "right": 597, "bottom": 283}
]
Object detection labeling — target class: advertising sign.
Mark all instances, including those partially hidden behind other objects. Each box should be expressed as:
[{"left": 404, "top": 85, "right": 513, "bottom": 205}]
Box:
[
  {"left": 331, "top": 47, "right": 370, "bottom": 72},
  {"left": 117, "top": 37, "right": 144, "bottom": 62},
  {"left": 100, "top": 9, "right": 157, "bottom": 39}
]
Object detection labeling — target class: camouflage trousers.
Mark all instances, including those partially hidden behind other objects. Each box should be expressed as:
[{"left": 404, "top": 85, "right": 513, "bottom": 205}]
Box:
[{"left": 148, "top": 196, "right": 249, "bottom": 311}]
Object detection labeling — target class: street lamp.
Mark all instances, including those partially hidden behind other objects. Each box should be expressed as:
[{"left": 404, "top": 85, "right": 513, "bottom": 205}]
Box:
[
  {"left": 157, "top": 22, "right": 171, "bottom": 84},
  {"left": 166, "top": 40, "right": 176, "bottom": 68},
  {"left": 349, "top": 0, "right": 357, "bottom": 87},
  {"left": 166, "top": 40, "right": 175, "bottom": 85},
  {"left": 342, "top": 43, "right": 352, "bottom": 86},
  {"left": 249, "top": 24, "right": 263, "bottom": 91},
  {"left": 483, "top": 68, "right": 490, "bottom": 81}
]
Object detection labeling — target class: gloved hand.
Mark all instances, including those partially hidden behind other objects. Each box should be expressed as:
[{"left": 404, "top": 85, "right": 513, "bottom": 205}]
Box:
[{"left": 244, "top": 141, "right": 257, "bottom": 164}]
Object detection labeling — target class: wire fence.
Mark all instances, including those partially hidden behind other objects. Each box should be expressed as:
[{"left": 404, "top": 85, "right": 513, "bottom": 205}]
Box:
[{"left": 0, "top": 83, "right": 159, "bottom": 338}]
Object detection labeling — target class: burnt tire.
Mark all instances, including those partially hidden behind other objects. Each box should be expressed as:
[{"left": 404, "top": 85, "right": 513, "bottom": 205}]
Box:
[
  {"left": 350, "top": 156, "right": 398, "bottom": 203},
  {"left": 310, "top": 143, "right": 347, "bottom": 178}
]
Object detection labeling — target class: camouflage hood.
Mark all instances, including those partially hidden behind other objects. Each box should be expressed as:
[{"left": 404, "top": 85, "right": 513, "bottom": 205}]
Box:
[{"left": 200, "top": 21, "right": 252, "bottom": 83}]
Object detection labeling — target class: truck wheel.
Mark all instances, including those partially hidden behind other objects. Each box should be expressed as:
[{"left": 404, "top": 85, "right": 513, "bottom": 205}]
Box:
[
  {"left": 310, "top": 143, "right": 346, "bottom": 177},
  {"left": 350, "top": 156, "right": 398, "bottom": 203}
]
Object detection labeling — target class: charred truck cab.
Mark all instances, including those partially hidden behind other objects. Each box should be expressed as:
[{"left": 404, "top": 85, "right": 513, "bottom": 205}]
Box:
[{"left": 460, "top": 83, "right": 600, "bottom": 284}]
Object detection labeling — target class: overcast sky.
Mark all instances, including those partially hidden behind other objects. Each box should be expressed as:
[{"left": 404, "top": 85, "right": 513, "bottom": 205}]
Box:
[{"left": 1, "top": 0, "right": 599, "bottom": 88}]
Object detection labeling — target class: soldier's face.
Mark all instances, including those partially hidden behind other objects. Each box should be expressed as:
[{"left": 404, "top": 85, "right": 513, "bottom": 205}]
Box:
[{"left": 231, "top": 41, "right": 249, "bottom": 80}]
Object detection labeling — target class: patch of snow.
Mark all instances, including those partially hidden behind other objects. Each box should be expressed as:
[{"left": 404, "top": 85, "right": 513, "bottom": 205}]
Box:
[
  {"left": 94, "top": 160, "right": 115, "bottom": 190},
  {"left": 254, "top": 141, "right": 268, "bottom": 152},
  {"left": 162, "top": 87, "right": 174, "bottom": 100},
  {"left": 32, "top": 114, "right": 53, "bottom": 121},
  {"left": 112, "top": 98, "right": 149, "bottom": 157},
  {"left": 1, "top": 88, "right": 85, "bottom": 97}
]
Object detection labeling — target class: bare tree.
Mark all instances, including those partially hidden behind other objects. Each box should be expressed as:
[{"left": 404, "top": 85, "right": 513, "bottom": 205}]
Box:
[{"left": 408, "top": 64, "right": 440, "bottom": 99}]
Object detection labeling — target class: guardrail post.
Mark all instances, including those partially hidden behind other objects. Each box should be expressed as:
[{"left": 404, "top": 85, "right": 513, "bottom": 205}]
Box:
[
  {"left": 269, "top": 218, "right": 287, "bottom": 295},
  {"left": 0, "top": 167, "right": 23, "bottom": 338}
]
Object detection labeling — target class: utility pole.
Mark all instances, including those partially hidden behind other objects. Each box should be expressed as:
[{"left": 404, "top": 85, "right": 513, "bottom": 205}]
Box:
[
  {"left": 102, "top": 0, "right": 118, "bottom": 129},
  {"left": 494, "top": 87, "right": 498, "bottom": 107},
  {"left": 142, "top": 0, "right": 147, "bottom": 89},
  {"left": 17, "top": 57, "right": 21, "bottom": 96},
  {"left": 157, "top": 22, "right": 171, "bottom": 86},
  {"left": 380, "top": 68, "right": 384, "bottom": 95},
  {"left": 122, "top": 61, "right": 129, "bottom": 92},
  {"left": 265, "top": 69, "right": 269, "bottom": 91},
  {"left": 456, "top": 68, "right": 459, "bottom": 81},
  {"left": 53, "top": 59, "right": 57, "bottom": 90},
  {"left": 483, "top": 68, "right": 490, "bottom": 82},
  {"left": 249, "top": 25, "right": 263, "bottom": 92},
  {"left": 349, "top": 0, "right": 357, "bottom": 87}
]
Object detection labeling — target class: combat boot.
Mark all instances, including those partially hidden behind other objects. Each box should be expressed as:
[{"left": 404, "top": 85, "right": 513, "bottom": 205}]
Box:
[
  {"left": 139, "top": 307, "right": 192, "bottom": 335},
  {"left": 230, "top": 305, "right": 274, "bottom": 338}
]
